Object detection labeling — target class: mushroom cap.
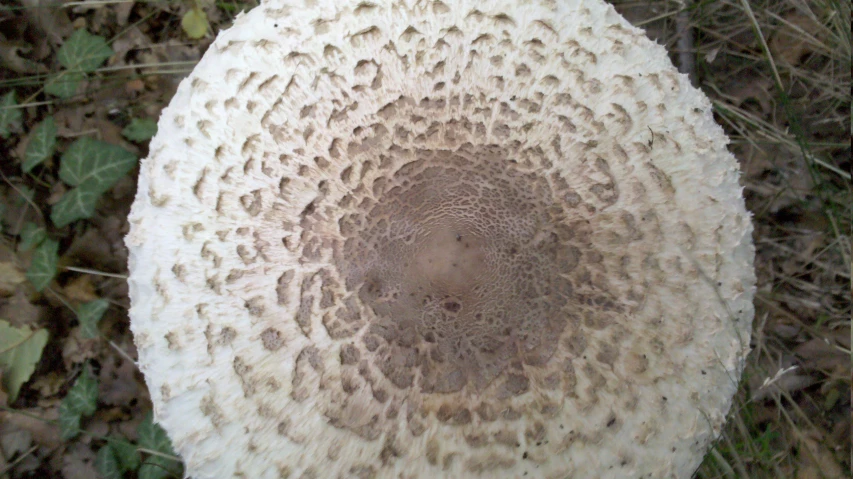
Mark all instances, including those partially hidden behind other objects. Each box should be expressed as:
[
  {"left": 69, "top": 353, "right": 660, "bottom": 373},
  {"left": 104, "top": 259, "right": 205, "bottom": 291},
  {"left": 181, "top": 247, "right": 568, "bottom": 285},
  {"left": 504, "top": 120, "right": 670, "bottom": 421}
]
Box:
[{"left": 125, "top": 0, "right": 755, "bottom": 478}]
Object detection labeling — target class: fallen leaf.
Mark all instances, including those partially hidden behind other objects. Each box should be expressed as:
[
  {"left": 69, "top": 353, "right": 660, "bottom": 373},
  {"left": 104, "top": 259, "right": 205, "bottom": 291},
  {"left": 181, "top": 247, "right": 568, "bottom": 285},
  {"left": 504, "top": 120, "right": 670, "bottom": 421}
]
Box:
[
  {"left": 770, "top": 13, "right": 824, "bottom": 66},
  {"left": 0, "top": 422, "right": 32, "bottom": 460},
  {"left": 0, "top": 289, "right": 44, "bottom": 328},
  {"left": 181, "top": 8, "right": 209, "bottom": 39},
  {"left": 99, "top": 354, "right": 140, "bottom": 406},
  {"left": 61, "top": 327, "right": 99, "bottom": 370},
  {"left": 0, "top": 262, "right": 26, "bottom": 297},
  {"left": 63, "top": 275, "right": 99, "bottom": 304},
  {"left": 30, "top": 371, "right": 63, "bottom": 397},
  {"left": 61, "top": 442, "right": 99, "bottom": 479},
  {"left": 0, "top": 39, "right": 47, "bottom": 74},
  {"left": 0, "top": 320, "right": 49, "bottom": 402},
  {"left": 794, "top": 338, "right": 848, "bottom": 372},
  {"left": 19, "top": 0, "right": 73, "bottom": 51},
  {"left": 796, "top": 435, "right": 844, "bottom": 479}
]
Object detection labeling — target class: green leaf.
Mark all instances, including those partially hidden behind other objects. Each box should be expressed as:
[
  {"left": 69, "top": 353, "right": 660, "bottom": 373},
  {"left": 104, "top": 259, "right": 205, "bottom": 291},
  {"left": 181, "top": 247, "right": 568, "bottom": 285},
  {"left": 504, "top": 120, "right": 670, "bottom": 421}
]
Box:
[
  {"left": 19, "top": 222, "right": 47, "bottom": 251},
  {"left": 59, "top": 366, "right": 98, "bottom": 440},
  {"left": 26, "top": 238, "right": 59, "bottom": 292},
  {"left": 44, "top": 70, "right": 85, "bottom": 99},
  {"left": 181, "top": 9, "right": 209, "bottom": 39},
  {"left": 14, "top": 185, "right": 34, "bottom": 207},
  {"left": 138, "top": 412, "right": 181, "bottom": 479},
  {"left": 0, "top": 91, "right": 22, "bottom": 139},
  {"left": 23, "top": 116, "right": 58, "bottom": 173},
  {"left": 50, "top": 187, "right": 100, "bottom": 227},
  {"left": 51, "top": 137, "right": 137, "bottom": 227},
  {"left": 77, "top": 299, "right": 109, "bottom": 339},
  {"left": 110, "top": 437, "right": 141, "bottom": 472},
  {"left": 0, "top": 320, "right": 49, "bottom": 402},
  {"left": 58, "top": 401, "right": 82, "bottom": 440},
  {"left": 138, "top": 412, "right": 175, "bottom": 454},
  {"left": 139, "top": 462, "right": 171, "bottom": 479},
  {"left": 122, "top": 118, "right": 157, "bottom": 143},
  {"left": 59, "top": 137, "right": 137, "bottom": 190},
  {"left": 57, "top": 29, "right": 113, "bottom": 73},
  {"left": 96, "top": 445, "right": 121, "bottom": 479}
]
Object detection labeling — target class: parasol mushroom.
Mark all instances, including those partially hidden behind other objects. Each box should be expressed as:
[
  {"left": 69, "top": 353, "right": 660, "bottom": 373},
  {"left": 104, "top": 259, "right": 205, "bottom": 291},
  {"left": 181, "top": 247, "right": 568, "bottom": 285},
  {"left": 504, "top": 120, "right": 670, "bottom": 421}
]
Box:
[{"left": 126, "top": 0, "right": 756, "bottom": 477}]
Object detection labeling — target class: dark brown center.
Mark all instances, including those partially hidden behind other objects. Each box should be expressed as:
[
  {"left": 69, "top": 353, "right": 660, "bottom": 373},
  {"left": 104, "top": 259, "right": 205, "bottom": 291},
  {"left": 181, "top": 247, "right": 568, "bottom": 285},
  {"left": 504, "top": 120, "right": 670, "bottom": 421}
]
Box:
[{"left": 337, "top": 147, "right": 582, "bottom": 394}]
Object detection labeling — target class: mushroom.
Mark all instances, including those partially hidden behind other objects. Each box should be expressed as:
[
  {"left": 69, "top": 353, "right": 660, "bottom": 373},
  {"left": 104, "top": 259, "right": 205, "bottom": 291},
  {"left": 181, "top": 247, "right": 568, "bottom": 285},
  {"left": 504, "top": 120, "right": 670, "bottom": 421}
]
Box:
[{"left": 125, "top": 0, "right": 755, "bottom": 477}]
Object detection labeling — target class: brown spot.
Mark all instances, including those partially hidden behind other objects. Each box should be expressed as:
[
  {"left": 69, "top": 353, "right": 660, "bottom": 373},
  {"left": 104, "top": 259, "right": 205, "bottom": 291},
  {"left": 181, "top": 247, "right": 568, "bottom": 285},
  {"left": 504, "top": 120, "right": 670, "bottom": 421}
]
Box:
[
  {"left": 426, "top": 438, "right": 439, "bottom": 465},
  {"left": 261, "top": 328, "right": 284, "bottom": 351},
  {"left": 219, "top": 327, "right": 236, "bottom": 344},
  {"left": 501, "top": 373, "right": 530, "bottom": 397},
  {"left": 340, "top": 344, "right": 361, "bottom": 365}
]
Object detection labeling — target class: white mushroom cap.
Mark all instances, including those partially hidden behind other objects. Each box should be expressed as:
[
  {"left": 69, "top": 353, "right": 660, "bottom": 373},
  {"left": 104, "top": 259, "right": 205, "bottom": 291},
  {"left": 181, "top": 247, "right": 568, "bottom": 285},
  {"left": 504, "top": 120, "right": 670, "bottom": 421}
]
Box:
[{"left": 125, "top": 0, "right": 755, "bottom": 478}]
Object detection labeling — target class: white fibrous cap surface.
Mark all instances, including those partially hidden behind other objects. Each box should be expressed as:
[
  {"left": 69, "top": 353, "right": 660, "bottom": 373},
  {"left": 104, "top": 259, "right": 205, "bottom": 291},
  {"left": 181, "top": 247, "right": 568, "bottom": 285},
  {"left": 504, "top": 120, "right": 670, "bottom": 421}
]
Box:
[{"left": 125, "top": 0, "right": 756, "bottom": 477}]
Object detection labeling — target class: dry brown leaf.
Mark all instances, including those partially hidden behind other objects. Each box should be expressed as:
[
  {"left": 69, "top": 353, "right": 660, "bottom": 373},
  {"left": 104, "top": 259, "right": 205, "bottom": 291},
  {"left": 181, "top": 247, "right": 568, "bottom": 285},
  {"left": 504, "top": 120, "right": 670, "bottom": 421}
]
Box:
[
  {"left": 98, "top": 353, "right": 140, "bottom": 406},
  {"left": 0, "top": 39, "right": 48, "bottom": 74},
  {"left": 725, "top": 75, "right": 774, "bottom": 115},
  {"left": 0, "top": 289, "right": 44, "bottom": 329},
  {"left": 0, "top": 407, "right": 61, "bottom": 449},
  {"left": 770, "top": 13, "right": 824, "bottom": 66},
  {"left": 64, "top": 225, "right": 126, "bottom": 272},
  {"left": 0, "top": 422, "right": 33, "bottom": 462},
  {"left": 0, "top": 262, "right": 26, "bottom": 297},
  {"left": 61, "top": 442, "right": 98, "bottom": 479},
  {"left": 30, "top": 372, "right": 63, "bottom": 397},
  {"left": 63, "top": 275, "right": 99, "bottom": 304},
  {"left": 19, "top": 0, "right": 72, "bottom": 52},
  {"left": 45, "top": 182, "right": 66, "bottom": 206},
  {"left": 61, "top": 327, "right": 99, "bottom": 371},
  {"left": 796, "top": 435, "right": 845, "bottom": 479},
  {"left": 794, "top": 338, "right": 849, "bottom": 372}
]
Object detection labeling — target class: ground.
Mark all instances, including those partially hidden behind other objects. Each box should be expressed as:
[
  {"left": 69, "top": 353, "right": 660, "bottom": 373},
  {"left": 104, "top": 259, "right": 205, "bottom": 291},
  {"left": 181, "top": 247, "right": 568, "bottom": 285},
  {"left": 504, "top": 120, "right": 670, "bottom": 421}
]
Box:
[{"left": 0, "top": 1, "right": 849, "bottom": 478}]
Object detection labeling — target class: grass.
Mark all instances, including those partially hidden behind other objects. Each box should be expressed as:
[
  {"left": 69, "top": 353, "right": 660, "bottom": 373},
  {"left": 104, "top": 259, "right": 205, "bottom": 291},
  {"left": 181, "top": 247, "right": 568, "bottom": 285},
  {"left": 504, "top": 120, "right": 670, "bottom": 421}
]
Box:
[{"left": 0, "top": 0, "right": 850, "bottom": 478}]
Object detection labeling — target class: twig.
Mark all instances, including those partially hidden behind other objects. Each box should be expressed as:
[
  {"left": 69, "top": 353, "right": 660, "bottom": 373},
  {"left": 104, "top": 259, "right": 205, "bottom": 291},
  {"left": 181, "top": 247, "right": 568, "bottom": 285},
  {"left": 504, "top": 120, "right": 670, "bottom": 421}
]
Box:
[
  {"left": 676, "top": 0, "right": 696, "bottom": 84},
  {"left": 65, "top": 266, "right": 129, "bottom": 279},
  {"left": 0, "top": 444, "right": 39, "bottom": 476}
]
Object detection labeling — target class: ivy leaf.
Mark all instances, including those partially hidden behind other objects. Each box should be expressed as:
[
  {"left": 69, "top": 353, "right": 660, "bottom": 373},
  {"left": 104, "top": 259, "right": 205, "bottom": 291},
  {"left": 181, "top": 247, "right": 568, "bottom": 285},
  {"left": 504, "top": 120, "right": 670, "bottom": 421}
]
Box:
[
  {"left": 14, "top": 185, "right": 34, "bottom": 207},
  {"left": 57, "top": 29, "right": 113, "bottom": 73},
  {"left": 96, "top": 445, "right": 121, "bottom": 479},
  {"left": 19, "top": 222, "right": 47, "bottom": 251},
  {"left": 181, "top": 9, "right": 209, "bottom": 39},
  {"left": 51, "top": 137, "right": 137, "bottom": 227},
  {"left": 44, "top": 69, "right": 85, "bottom": 99},
  {"left": 59, "top": 366, "right": 98, "bottom": 440},
  {"left": 138, "top": 412, "right": 181, "bottom": 479},
  {"left": 58, "top": 402, "right": 82, "bottom": 440},
  {"left": 59, "top": 137, "right": 137, "bottom": 190},
  {"left": 23, "top": 116, "right": 58, "bottom": 173},
  {"left": 138, "top": 412, "right": 175, "bottom": 454},
  {"left": 26, "top": 238, "right": 59, "bottom": 292},
  {"left": 0, "top": 91, "right": 22, "bottom": 139},
  {"left": 110, "top": 437, "right": 141, "bottom": 472},
  {"left": 50, "top": 187, "right": 100, "bottom": 228},
  {"left": 77, "top": 299, "right": 109, "bottom": 339},
  {"left": 122, "top": 118, "right": 158, "bottom": 143},
  {"left": 0, "top": 320, "right": 49, "bottom": 402}
]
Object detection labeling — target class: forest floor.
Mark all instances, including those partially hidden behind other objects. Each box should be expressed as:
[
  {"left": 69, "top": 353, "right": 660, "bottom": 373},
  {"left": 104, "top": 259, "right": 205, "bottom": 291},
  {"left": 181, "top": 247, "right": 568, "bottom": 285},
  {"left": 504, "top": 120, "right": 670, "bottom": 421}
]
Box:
[{"left": 0, "top": 1, "right": 849, "bottom": 478}]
